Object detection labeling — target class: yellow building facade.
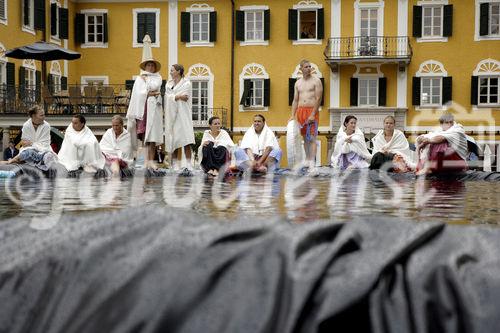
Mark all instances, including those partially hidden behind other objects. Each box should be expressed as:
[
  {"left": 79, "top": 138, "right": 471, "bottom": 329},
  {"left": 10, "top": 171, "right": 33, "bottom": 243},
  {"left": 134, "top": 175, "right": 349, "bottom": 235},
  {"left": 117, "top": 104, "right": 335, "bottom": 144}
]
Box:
[{"left": 1, "top": 0, "right": 499, "bottom": 166}]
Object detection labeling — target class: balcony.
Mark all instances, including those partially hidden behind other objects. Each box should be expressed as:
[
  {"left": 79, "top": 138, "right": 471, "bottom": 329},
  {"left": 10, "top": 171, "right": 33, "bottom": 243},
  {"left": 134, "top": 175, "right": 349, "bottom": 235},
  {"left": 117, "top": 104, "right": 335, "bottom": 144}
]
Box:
[
  {"left": 0, "top": 84, "right": 227, "bottom": 129},
  {"left": 324, "top": 36, "right": 412, "bottom": 69}
]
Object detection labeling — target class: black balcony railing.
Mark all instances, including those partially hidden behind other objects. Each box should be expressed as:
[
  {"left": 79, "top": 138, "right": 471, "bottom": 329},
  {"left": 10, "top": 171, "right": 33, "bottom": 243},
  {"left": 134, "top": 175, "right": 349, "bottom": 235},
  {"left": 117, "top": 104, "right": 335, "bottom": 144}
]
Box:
[
  {"left": 0, "top": 84, "right": 228, "bottom": 128},
  {"left": 324, "top": 36, "right": 412, "bottom": 61}
]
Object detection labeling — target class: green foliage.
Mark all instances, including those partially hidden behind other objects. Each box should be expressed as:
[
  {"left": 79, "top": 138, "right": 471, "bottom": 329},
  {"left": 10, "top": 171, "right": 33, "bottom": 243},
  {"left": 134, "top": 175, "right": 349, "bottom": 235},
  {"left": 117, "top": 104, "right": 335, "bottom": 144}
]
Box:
[{"left": 193, "top": 131, "right": 204, "bottom": 160}]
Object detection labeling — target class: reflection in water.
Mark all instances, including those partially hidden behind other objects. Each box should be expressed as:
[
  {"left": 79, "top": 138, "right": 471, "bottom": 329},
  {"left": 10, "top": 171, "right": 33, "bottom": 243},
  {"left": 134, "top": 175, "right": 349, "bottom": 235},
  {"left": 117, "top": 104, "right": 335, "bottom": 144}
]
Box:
[{"left": 1, "top": 171, "right": 499, "bottom": 225}]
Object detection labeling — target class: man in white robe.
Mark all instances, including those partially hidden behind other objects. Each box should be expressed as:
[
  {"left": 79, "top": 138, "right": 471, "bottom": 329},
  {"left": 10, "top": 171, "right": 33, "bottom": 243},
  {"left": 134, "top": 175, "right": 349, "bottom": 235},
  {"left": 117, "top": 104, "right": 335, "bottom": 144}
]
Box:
[
  {"left": 100, "top": 115, "right": 133, "bottom": 174},
  {"left": 58, "top": 115, "right": 105, "bottom": 172}
]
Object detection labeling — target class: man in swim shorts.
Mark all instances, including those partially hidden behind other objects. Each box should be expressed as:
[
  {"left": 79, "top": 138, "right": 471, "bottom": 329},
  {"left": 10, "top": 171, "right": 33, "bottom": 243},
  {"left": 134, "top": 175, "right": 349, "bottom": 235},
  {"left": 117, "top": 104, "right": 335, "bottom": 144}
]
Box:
[{"left": 290, "top": 59, "right": 323, "bottom": 166}]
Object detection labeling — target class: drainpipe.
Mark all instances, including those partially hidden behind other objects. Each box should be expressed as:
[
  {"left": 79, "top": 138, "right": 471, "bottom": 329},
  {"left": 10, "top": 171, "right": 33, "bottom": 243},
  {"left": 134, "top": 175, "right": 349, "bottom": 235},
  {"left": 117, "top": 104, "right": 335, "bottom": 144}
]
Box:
[{"left": 230, "top": 0, "right": 235, "bottom": 132}]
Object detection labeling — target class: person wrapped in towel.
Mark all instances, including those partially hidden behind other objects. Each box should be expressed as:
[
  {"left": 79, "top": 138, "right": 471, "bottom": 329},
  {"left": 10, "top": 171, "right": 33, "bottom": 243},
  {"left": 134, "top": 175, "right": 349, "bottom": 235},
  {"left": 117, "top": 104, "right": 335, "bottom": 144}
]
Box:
[
  {"left": 331, "top": 115, "right": 372, "bottom": 170},
  {"left": 99, "top": 115, "right": 133, "bottom": 175},
  {"left": 1, "top": 105, "right": 57, "bottom": 171},
  {"left": 58, "top": 114, "right": 105, "bottom": 173},
  {"left": 126, "top": 34, "right": 164, "bottom": 169},
  {"left": 416, "top": 113, "right": 468, "bottom": 175},
  {"left": 235, "top": 114, "right": 282, "bottom": 173},
  {"left": 199, "top": 116, "right": 235, "bottom": 176},
  {"left": 370, "top": 115, "right": 415, "bottom": 172}
]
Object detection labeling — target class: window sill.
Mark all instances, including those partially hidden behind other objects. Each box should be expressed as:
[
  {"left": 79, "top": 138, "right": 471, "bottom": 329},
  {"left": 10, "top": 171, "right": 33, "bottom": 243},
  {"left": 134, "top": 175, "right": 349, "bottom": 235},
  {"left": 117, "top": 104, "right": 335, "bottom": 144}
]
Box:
[
  {"left": 415, "top": 105, "right": 448, "bottom": 111},
  {"left": 186, "top": 42, "right": 214, "bottom": 48},
  {"left": 416, "top": 37, "right": 448, "bottom": 43},
  {"left": 81, "top": 43, "right": 109, "bottom": 48},
  {"left": 133, "top": 42, "right": 160, "bottom": 48},
  {"left": 240, "top": 40, "right": 269, "bottom": 46},
  {"left": 22, "top": 25, "right": 35, "bottom": 35},
  {"left": 239, "top": 106, "right": 269, "bottom": 112},
  {"left": 0, "top": 19, "right": 7, "bottom": 26},
  {"left": 292, "top": 39, "right": 323, "bottom": 45},
  {"left": 473, "top": 104, "right": 500, "bottom": 109},
  {"left": 49, "top": 37, "right": 61, "bottom": 45},
  {"left": 475, "top": 35, "right": 500, "bottom": 41}
]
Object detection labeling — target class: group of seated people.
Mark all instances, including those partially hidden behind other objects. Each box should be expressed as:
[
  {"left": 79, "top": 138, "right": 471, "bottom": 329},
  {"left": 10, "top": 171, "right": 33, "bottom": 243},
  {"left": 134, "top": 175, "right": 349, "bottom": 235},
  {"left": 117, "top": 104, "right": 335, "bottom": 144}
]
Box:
[
  {"left": 2, "top": 106, "right": 469, "bottom": 177},
  {"left": 331, "top": 113, "right": 469, "bottom": 175}
]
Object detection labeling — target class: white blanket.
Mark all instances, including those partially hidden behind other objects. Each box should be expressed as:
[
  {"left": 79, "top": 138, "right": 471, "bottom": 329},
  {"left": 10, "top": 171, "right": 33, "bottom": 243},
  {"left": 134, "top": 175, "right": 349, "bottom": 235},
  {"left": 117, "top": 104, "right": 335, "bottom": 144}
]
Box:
[
  {"left": 164, "top": 78, "right": 195, "bottom": 153},
  {"left": 240, "top": 124, "right": 279, "bottom": 156},
  {"left": 126, "top": 71, "right": 164, "bottom": 149},
  {"left": 58, "top": 124, "right": 105, "bottom": 171},
  {"left": 372, "top": 129, "right": 414, "bottom": 165},
  {"left": 331, "top": 127, "right": 371, "bottom": 166},
  {"left": 420, "top": 122, "right": 468, "bottom": 161},
  {"left": 20, "top": 119, "right": 52, "bottom": 152},
  {"left": 201, "top": 129, "right": 235, "bottom": 150},
  {"left": 99, "top": 128, "right": 133, "bottom": 166}
]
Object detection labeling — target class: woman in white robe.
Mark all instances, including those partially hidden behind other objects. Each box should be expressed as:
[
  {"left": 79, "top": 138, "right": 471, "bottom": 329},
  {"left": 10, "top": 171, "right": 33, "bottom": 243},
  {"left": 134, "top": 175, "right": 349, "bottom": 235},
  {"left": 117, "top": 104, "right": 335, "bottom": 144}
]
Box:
[
  {"left": 370, "top": 115, "right": 415, "bottom": 172},
  {"left": 199, "top": 116, "right": 235, "bottom": 176},
  {"left": 164, "top": 64, "right": 195, "bottom": 170},
  {"left": 126, "top": 60, "right": 163, "bottom": 169},
  {"left": 1, "top": 106, "right": 57, "bottom": 171},
  {"left": 100, "top": 115, "right": 133, "bottom": 174},
  {"left": 58, "top": 115, "right": 105, "bottom": 172},
  {"left": 331, "top": 115, "right": 371, "bottom": 170}
]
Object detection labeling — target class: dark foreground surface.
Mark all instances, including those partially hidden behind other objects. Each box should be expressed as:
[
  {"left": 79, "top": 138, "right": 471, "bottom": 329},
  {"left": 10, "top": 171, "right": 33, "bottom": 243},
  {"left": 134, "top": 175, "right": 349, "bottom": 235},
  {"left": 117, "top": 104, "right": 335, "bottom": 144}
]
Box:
[{"left": 1, "top": 207, "right": 500, "bottom": 333}]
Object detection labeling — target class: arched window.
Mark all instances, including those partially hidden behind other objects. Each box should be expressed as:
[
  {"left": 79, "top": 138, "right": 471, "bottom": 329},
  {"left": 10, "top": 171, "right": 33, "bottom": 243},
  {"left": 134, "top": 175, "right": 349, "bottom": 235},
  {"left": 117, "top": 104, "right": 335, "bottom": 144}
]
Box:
[
  {"left": 413, "top": 60, "right": 452, "bottom": 107},
  {"left": 0, "top": 43, "right": 7, "bottom": 85},
  {"left": 288, "top": 61, "right": 324, "bottom": 107},
  {"left": 49, "top": 61, "right": 62, "bottom": 93},
  {"left": 239, "top": 63, "right": 270, "bottom": 111},
  {"left": 472, "top": 58, "right": 500, "bottom": 106},
  {"left": 186, "top": 63, "right": 214, "bottom": 126}
]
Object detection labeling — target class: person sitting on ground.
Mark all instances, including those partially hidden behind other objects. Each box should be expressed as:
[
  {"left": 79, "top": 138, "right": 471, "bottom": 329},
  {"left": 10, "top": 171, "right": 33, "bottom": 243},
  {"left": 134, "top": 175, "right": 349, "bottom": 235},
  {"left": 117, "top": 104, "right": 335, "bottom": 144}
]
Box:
[
  {"left": 99, "top": 115, "right": 133, "bottom": 175},
  {"left": 235, "top": 114, "right": 282, "bottom": 173},
  {"left": 1, "top": 105, "right": 57, "bottom": 171},
  {"left": 415, "top": 113, "right": 468, "bottom": 175},
  {"left": 199, "top": 116, "right": 235, "bottom": 176},
  {"left": 331, "top": 115, "right": 371, "bottom": 170},
  {"left": 370, "top": 115, "right": 415, "bottom": 172},
  {"left": 58, "top": 114, "right": 105, "bottom": 173},
  {"left": 3, "top": 141, "right": 19, "bottom": 161}
]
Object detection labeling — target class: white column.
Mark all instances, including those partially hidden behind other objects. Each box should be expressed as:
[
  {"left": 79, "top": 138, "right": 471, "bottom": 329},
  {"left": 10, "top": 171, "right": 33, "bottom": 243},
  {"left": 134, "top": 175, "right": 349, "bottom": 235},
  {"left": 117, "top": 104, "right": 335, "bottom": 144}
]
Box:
[
  {"left": 496, "top": 143, "right": 500, "bottom": 171},
  {"left": 168, "top": 0, "right": 178, "bottom": 79},
  {"left": 64, "top": 0, "right": 68, "bottom": 77},
  {"left": 397, "top": 0, "right": 408, "bottom": 108},
  {"left": 2, "top": 128, "right": 10, "bottom": 151},
  {"left": 330, "top": 0, "right": 341, "bottom": 112}
]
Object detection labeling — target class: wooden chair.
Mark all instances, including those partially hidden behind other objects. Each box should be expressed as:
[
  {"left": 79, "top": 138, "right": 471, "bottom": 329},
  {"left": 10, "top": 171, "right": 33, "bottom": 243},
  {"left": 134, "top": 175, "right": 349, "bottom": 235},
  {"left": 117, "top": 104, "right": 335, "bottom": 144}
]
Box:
[
  {"left": 69, "top": 86, "right": 85, "bottom": 113},
  {"left": 100, "top": 86, "right": 115, "bottom": 113},
  {"left": 84, "top": 86, "right": 99, "bottom": 113}
]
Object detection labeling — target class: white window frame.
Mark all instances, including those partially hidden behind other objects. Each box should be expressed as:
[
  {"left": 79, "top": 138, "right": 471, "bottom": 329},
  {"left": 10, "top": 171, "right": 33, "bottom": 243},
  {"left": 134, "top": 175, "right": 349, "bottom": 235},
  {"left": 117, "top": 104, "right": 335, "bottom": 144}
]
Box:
[
  {"left": 489, "top": 2, "right": 500, "bottom": 35},
  {"left": 239, "top": 5, "right": 269, "bottom": 46},
  {"left": 239, "top": 63, "right": 269, "bottom": 112},
  {"left": 186, "top": 4, "right": 214, "bottom": 47},
  {"left": 358, "top": 78, "right": 379, "bottom": 107},
  {"left": 478, "top": 76, "right": 499, "bottom": 106},
  {"left": 81, "top": 9, "right": 108, "bottom": 48},
  {"left": 22, "top": 59, "right": 36, "bottom": 88},
  {"left": 293, "top": 1, "right": 323, "bottom": 45},
  {"left": 0, "top": 43, "right": 6, "bottom": 85},
  {"left": 354, "top": 1, "right": 384, "bottom": 53},
  {"left": 416, "top": 0, "right": 449, "bottom": 43},
  {"left": 49, "top": 61, "right": 62, "bottom": 93},
  {"left": 0, "top": 0, "right": 8, "bottom": 26},
  {"left": 475, "top": 0, "right": 500, "bottom": 41},
  {"left": 186, "top": 63, "right": 214, "bottom": 126},
  {"left": 22, "top": 0, "right": 35, "bottom": 35},
  {"left": 473, "top": 58, "right": 500, "bottom": 107},
  {"left": 132, "top": 8, "right": 160, "bottom": 48},
  {"left": 416, "top": 60, "right": 448, "bottom": 109},
  {"left": 81, "top": 76, "right": 109, "bottom": 86},
  {"left": 49, "top": 0, "right": 62, "bottom": 44},
  {"left": 420, "top": 77, "right": 442, "bottom": 107}
]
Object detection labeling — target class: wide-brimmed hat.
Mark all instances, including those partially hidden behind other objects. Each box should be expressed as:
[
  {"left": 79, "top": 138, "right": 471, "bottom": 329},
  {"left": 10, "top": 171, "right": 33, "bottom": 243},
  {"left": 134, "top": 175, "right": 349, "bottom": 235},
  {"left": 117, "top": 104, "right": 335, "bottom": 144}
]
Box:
[{"left": 139, "top": 34, "right": 161, "bottom": 72}]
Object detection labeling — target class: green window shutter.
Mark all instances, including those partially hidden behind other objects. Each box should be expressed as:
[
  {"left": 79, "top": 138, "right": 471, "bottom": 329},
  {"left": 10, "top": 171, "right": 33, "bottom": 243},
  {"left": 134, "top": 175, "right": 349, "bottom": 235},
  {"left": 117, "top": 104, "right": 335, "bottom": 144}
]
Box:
[
  {"left": 471, "top": 76, "right": 478, "bottom": 105},
  {"left": 51, "top": 3, "right": 57, "bottom": 36},
  {"left": 288, "top": 78, "right": 297, "bottom": 106},
  {"left": 442, "top": 76, "right": 452, "bottom": 105},
  {"left": 23, "top": 0, "right": 30, "bottom": 26},
  {"left": 6, "top": 63, "right": 15, "bottom": 86},
  {"left": 137, "top": 13, "right": 146, "bottom": 43},
  {"left": 209, "top": 11, "right": 217, "bottom": 42},
  {"left": 240, "top": 79, "right": 251, "bottom": 106},
  {"left": 412, "top": 6, "right": 422, "bottom": 38},
  {"left": 59, "top": 8, "right": 68, "bottom": 39},
  {"left": 235, "top": 10, "right": 245, "bottom": 41},
  {"left": 34, "top": 0, "right": 45, "bottom": 30},
  {"left": 103, "top": 13, "right": 108, "bottom": 43},
  {"left": 180, "top": 12, "right": 190, "bottom": 42},
  {"left": 350, "top": 78, "right": 358, "bottom": 106},
  {"left": 264, "top": 79, "right": 270, "bottom": 107},
  {"left": 0, "top": 0, "right": 4, "bottom": 20},
  {"left": 288, "top": 9, "right": 298, "bottom": 40},
  {"left": 412, "top": 77, "right": 420, "bottom": 106},
  {"left": 378, "top": 77, "right": 387, "bottom": 106},
  {"left": 125, "top": 80, "right": 135, "bottom": 91},
  {"left": 19, "top": 67, "right": 26, "bottom": 87},
  {"left": 317, "top": 8, "right": 324, "bottom": 39},
  {"left": 443, "top": 5, "right": 453, "bottom": 37},
  {"left": 47, "top": 74, "right": 54, "bottom": 93},
  {"left": 75, "top": 13, "right": 85, "bottom": 44},
  {"left": 35, "top": 70, "right": 41, "bottom": 103},
  {"left": 320, "top": 77, "right": 325, "bottom": 106},
  {"left": 264, "top": 10, "right": 270, "bottom": 41},
  {"left": 480, "top": 3, "right": 489, "bottom": 36},
  {"left": 61, "top": 76, "right": 67, "bottom": 91}
]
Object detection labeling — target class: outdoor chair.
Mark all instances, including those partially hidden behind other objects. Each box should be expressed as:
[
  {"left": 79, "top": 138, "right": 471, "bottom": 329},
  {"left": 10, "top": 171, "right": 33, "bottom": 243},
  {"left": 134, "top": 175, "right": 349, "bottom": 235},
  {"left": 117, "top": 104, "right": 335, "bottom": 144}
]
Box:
[
  {"left": 83, "top": 86, "right": 99, "bottom": 113},
  {"left": 68, "top": 86, "right": 85, "bottom": 113}
]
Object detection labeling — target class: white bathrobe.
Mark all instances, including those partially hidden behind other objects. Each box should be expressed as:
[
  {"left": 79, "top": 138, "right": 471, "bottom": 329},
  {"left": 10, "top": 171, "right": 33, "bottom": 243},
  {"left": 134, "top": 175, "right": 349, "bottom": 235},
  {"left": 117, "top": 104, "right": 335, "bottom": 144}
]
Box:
[
  {"left": 126, "top": 71, "right": 164, "bottom": 150},
  {"left": 419, "top": 122, "right": 468, "bottom": 161},
  {"left": 240, "top": 124, "right": 280, "bottom": 156},
  {"left": 164, "top": 77, "right": 195, "bottom": 153},
  {"left": 372, "top": 129, "right": 414, "bottom": 165},
  {"left": 20, "top": 119, "right": 52, "bottom": 152},
  {"left": 331, "top": 127, "right": 372, "bottom": 166},
  {"left": 58, "top": 124, "right": 105, "bottom": 171},
  {"left": 197, "top": 129, "right": 235, "bottom": 164},
  {"left": 99, "top": 128, "right": 133, "bottom": 166}
]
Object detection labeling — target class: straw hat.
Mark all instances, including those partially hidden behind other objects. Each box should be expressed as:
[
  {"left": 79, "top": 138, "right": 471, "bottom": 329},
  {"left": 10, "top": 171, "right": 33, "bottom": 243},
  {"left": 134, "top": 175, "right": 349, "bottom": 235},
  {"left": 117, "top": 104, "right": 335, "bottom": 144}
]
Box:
[{"left": 139, "top": 34, "right": 161, "bottom": 72}]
